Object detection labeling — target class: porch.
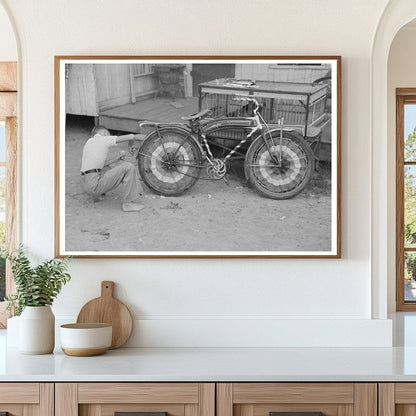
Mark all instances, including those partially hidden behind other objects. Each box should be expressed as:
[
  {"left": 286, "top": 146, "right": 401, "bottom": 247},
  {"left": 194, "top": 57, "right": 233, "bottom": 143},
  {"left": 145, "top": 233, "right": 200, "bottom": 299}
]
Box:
[{"left": 98, "top": 97, "right": 199, "bottom": 133}]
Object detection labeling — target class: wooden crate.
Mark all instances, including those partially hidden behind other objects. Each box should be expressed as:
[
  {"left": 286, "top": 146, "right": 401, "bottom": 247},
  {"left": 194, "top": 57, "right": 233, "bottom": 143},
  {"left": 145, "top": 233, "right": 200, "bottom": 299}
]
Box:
[{"left": 199, "top": 79, "right": 328, "bottom": 127}]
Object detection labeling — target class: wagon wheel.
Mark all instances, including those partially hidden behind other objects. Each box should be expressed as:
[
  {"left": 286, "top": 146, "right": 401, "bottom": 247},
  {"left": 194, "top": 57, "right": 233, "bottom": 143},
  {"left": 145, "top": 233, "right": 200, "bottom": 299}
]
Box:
[
  {"left": 138, "top": 128, "right": 203, "bottom": 196},
  {"left": 244, "top": 132, "right": 314, "bottom": 200}
]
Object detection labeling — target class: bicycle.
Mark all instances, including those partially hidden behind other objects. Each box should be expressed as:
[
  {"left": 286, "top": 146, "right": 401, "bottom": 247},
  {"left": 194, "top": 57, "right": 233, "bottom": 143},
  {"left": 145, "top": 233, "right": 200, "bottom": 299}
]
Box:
[{"left": 137, "top": 96, "right": 315, "bottom": 200}]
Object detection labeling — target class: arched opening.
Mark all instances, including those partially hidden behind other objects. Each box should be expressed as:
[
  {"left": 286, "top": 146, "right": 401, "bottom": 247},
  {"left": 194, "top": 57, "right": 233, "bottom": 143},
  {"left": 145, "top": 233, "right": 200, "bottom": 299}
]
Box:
[
  {"left": 388, "top": 19, "right": 416, "bottom": 314},
  {"left": 371, "top": 1, "right": 416, "bottom": 322}
]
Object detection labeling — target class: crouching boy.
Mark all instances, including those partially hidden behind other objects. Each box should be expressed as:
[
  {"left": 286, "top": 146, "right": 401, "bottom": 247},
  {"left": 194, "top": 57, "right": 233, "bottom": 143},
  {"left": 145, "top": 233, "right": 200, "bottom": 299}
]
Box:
[{"left": 80, "top": 125, "right": 144, "bottom": 212}]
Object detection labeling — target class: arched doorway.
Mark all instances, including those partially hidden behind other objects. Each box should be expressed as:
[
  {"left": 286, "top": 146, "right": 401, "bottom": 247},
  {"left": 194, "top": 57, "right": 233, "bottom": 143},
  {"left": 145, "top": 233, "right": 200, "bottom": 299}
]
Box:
[
  {"left": 371, "top": 1, "right": 416, "bottom": 319},
  {"left": 388, "top": 21, "right": 416, "bottom": 313}
]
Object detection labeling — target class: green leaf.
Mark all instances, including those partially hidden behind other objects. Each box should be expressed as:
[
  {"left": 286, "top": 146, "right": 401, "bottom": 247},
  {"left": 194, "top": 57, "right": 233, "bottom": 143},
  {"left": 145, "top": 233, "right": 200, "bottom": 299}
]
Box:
[{"left": 5, "top": 245, "right": 71, "bottom": 315}]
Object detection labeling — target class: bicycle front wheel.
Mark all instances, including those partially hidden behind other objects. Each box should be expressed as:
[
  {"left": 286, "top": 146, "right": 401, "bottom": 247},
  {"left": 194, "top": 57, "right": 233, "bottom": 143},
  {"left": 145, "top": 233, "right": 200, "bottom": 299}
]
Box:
[
  {"left": 138, "top": 128, "right": 203, "bottom": 196},
  {"left": 244, "top": 132, "right": 314, "bottom": 199}
]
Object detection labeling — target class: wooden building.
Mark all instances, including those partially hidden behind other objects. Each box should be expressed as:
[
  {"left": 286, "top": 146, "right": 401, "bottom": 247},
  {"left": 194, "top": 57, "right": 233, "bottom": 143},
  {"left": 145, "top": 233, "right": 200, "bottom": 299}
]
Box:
[{"left": 65, "top": 62, "right": 331, "bottom": 135}]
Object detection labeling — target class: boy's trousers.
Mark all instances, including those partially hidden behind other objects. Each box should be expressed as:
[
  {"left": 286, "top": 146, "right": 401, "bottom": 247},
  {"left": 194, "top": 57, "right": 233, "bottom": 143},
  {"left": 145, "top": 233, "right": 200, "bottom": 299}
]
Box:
[{"left": 81, "top": 162, "right": 142, "bottom": 203}]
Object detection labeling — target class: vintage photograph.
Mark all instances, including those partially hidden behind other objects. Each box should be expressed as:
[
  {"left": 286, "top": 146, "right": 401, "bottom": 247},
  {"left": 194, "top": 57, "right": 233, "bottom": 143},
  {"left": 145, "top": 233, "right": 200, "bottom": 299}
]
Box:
[{"left": 55, "top": 57, "right": 340, "bottom": 257}]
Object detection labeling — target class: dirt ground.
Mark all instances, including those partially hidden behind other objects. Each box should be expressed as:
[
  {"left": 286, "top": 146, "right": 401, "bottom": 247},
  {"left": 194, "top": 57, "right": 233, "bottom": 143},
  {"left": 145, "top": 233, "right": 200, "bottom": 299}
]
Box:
[{"left": 64, "top": 116, "right": 332, "bottom": 253}]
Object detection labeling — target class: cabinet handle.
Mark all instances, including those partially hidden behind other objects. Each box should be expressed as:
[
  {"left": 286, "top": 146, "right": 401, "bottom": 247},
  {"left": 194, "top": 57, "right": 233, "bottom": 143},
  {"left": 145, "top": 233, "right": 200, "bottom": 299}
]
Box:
[
  {"left": 115, "top": 412, "right": 168, "bottom": 416},
  {"left": 270, "top": 413, "right": 323, "bottom": 416}
]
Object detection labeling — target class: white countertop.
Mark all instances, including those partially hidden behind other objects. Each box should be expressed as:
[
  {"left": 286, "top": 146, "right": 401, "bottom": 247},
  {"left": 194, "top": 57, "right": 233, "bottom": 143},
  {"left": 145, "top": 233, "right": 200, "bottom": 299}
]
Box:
[
  {"left": 3, "top": 313, "right": 416, "bottom": 382},
  {"left": 3, "top": 346, "right": 416, "bottom": 382}
]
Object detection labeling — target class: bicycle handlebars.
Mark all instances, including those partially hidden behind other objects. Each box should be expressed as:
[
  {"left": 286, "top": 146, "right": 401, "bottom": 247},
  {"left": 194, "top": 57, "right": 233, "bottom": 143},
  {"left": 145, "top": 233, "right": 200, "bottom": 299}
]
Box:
[
  {"left": 232, "top": 95, "right": 261, "bottom": 113},
  {"left": 232, "top": 96, "right": 259, "bottom": 103}
]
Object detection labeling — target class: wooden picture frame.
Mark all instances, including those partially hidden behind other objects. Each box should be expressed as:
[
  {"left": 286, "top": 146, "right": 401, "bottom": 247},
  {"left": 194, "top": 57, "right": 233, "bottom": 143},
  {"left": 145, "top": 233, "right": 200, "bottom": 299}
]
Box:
[{"left": 55, "top": 56, "right": 341, "bottom": 258}]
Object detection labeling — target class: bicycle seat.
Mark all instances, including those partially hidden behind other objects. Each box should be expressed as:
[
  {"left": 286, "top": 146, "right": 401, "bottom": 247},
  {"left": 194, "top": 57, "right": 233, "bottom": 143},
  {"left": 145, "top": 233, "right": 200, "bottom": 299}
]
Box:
[{"left": 181, "top": 109, "right": 212, "bottom": 121}]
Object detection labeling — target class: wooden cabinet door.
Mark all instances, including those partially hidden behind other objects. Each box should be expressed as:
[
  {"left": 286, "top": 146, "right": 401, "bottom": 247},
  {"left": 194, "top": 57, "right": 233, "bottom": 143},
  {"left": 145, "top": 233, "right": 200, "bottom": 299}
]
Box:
[
  {"left": 217, "top": 383, "right": 377, "bottom": 416},
  {"left": 379, "top": 383, "right": 416, "bottom": 416},
  {"left": 55, "top": 383, "right": 215, "bottom": 416},
  {"left": 0, "top": 383, "right": 53, "bottom": 416}
]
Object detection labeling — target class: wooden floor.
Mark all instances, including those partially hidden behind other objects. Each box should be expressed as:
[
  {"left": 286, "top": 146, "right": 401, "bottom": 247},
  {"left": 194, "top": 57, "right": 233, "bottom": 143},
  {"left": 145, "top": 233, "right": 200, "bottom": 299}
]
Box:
[{"left": 99, "top": 97, "right": 199, "bottom": 133}]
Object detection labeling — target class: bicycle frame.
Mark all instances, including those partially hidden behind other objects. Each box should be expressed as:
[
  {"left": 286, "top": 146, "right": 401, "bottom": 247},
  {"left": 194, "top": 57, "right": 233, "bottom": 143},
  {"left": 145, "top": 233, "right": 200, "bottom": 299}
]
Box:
[
  {"left": 197, "top": 98, "right": 285, "bottom": 167},
  {"left": 141, "top": 98, "right": 296, "bottom": 174}
]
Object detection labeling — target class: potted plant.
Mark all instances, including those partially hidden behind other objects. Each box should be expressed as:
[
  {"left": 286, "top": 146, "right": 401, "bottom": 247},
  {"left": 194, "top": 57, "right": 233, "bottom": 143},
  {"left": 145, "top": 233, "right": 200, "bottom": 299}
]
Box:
[{"left": 4, "top": 246, "right": 71, "bottom": 354}]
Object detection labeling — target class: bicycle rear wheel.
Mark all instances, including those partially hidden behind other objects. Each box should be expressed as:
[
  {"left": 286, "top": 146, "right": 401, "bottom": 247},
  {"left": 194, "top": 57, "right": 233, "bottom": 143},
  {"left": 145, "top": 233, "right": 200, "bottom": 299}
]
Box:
[
  {"left": 244, "top": 132, "right": 314, "bottom": 199},
  {"left": 138, "top": 128, "right": 203, "bottom": 196}
]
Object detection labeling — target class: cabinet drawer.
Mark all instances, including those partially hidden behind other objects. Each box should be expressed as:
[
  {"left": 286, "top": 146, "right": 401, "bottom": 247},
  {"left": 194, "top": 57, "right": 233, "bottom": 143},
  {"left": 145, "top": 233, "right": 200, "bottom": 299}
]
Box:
[
  {"left": 0, "top": 383, "right": 53, "bottom": 415},
  {"left": 379, "top": 383, "right": 416, "bottom": 415},
  {"left": 217, "top": 383, "right": 376, "bottom": 416},
  {"left": 0, "top": 383, "right": 39, "bottom": 403},
  {"left": 78, "top": 383, "right": 200, "bottom": 404},
  {"left": 56, "top": 383, "right": 215, "bottom": 416}
]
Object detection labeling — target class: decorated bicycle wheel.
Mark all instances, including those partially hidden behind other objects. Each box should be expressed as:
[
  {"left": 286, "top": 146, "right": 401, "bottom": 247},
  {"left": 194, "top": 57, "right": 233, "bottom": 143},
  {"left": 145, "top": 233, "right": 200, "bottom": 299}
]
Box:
[
  {"left": 138, "top": 128, "right": 203, "bottom": 196},
  {"left": 244, "top": 132, "right": 314, "bottom": 199}
]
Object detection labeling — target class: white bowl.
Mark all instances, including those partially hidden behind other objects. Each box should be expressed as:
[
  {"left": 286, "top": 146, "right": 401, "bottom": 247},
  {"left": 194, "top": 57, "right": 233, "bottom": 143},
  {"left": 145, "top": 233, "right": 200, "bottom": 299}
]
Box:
[{"left": 60, "top": 323, "right": 112, "bottom": 356}]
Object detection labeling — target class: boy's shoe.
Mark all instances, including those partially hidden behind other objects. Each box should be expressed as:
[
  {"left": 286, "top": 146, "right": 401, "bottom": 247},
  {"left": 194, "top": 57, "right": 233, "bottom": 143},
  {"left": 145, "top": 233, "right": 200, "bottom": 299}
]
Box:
[
  {"left": 93, "top": 193, "right": 106, "bottom": 202},
  {"left": 122, "top": 202, "right": 145, "bottom": 212}
]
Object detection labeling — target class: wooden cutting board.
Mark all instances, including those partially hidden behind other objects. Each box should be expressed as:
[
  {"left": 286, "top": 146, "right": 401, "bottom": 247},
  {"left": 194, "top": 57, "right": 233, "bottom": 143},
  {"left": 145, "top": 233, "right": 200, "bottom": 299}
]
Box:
[{"left": 76, "top": 281, "right": 133, "bottom": 349}]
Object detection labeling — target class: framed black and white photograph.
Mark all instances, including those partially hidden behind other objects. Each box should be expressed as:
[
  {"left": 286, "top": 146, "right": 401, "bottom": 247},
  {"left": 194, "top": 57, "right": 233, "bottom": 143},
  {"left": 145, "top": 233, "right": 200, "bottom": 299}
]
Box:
[{"left": 55, "top": 56, "right": 341, "bottom": 258}]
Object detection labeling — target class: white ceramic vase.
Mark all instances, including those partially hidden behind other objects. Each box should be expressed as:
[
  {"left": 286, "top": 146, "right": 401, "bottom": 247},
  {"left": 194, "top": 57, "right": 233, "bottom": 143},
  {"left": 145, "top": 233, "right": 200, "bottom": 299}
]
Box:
[{"left": 19, "top": 305, "right": 55, "bottom": 354}]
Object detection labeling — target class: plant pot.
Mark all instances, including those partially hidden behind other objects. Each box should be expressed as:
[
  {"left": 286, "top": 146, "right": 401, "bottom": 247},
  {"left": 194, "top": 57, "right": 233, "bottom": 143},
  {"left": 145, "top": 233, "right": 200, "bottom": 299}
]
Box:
[{"left": 19, "top": 306, "right": 55, "bottom": 354}]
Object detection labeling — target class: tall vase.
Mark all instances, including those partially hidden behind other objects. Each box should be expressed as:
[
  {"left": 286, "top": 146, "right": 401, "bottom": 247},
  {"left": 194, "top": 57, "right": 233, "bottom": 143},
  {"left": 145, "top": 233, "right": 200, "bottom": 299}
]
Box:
[{"left": 19, "top": 306, "right": 55, "bottom": 354}]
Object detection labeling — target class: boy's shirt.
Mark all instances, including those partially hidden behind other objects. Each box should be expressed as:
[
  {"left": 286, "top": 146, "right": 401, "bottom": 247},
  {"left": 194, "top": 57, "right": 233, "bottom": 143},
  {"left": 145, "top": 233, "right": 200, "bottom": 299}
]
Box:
[{"left": 81, "top": 134, "right": 117, "bottom": 172}]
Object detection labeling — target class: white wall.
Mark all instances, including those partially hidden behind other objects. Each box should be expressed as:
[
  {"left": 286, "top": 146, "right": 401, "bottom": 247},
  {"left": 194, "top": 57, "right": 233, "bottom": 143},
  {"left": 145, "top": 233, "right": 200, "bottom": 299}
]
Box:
[
  {"left": 0, "top": 3, "right": 16, "bottom": 61},
  {"left": 0, "top": 0, "right": 394, "bottom": 347},
  {"left": 387, "top": 26, "right": 416, "bottom": 312}
]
